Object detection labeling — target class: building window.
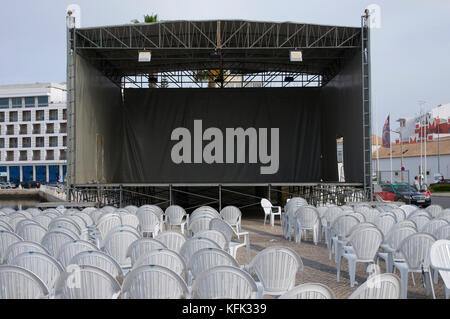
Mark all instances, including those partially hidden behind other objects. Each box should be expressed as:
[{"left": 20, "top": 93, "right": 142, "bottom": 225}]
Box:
[
  {"left": 46, "top": 123, "right": 54, "bottom": 134},
  {"left": 36, "top": 110, "right": 44, "bottom": 121},
  {"left": 60, "top": 150, "right": 67, "bottom": 160},
  {"left": 0, "top": 112, "right": 4, "bottom": 122},
  {"left": 49, "top": 110, "right": 58, "bottom": 121},
  {"left": 24, "top": 97, "right": 35, "bottom": 108},
  {"left": 33, "top": 150, "right": 41, "bottom": 161},
  {"left": 46, "top": 150, "right": 54, "bottom": 160},
  {"left": 11, "top": 97, "right": 22, "bottom": 108},
  {"left": 0, "top": 98, "right": 8, "bottom": 109},
  {"left": 19, "top": 151, "right": 27, "bottom": 161},
  {"left": 63, "top": 136, "right": 67, "bottom": 147},
  {"left": 9, "top": 111, "right": 18, "bottom": 122},
  {"left": 37, "top": 96, "right": 48, "bottom": 107},
  {"left": 22, "top": 137, "right": 31, "bottom": 148},
  {"left": 62, "top": 109, "right": 67, "bottom": 120},
  {"left": 35, "top": 136, "right": 44, "bottom": 147},
  {"left": 49, "top": 136, "right": 58, "bottom": 147},
  {"left": 22, "top": 111, "right": 31, "bottom": 121},
  {"left": 19, "top": 124, "right": 28, "bottom": 135},
  {"left": 59, "top": 123, "right": 67, "bottom": 133},
  {"left": 6, "top": 125, "right": 14, "bottom": 135},
  {"left": 9, "top": 138, "right": 18, "bottom": 148},
  {"left": 0, "top": 138, "right": 4, "bottom": 148},
  {"left": 33, "top": 123, "right": 41, "bottom": 134},
  {"left": 7, "top": 151, "right": 14, "bottom": 161}
]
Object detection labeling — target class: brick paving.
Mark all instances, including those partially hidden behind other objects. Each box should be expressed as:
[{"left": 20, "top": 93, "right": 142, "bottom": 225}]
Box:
[{"left": 234, "top": 217, "right": 447, "bottom": 299}]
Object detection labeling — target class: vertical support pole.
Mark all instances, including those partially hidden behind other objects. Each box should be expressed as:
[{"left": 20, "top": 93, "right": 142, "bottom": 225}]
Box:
[
  {"left": 268, "top": 184, "right": 271, "bottom": 202},
  {"left": 169, "top": 184, "right": 173, "bottom": 206},
  {"left": 119, "top": 184, "right": 123, "bottom": 208},
  {"left": 219, "top": 184, "right": 222, "bottom": 211}
]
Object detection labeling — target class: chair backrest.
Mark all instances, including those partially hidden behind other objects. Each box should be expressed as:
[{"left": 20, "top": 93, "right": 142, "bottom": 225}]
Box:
[
  {"left": 426, "top": 204, "right": 443, "bottom": 218},
  {"left": 296, "top": 206, "right": 320, "bottom": 228},
  {"left": 189, "top": 210, "right": 220, "bottom": 224},
  {"left": 136, "top": 209, "right": 160, "bottom": 233},
  {"left": 360, "top": 208, "right": 380, "bottom": 224},
  {"left": 0, "top": 220, "right": 13, "bottom": 232},
  {"left": 179, "top": 237, "right": 221, "bottom": 264},
  {"left": 396, "top": 220, "right": 417, "bottom": 229},
  {"left": 349, "top": 212, "right": 366, "bottom": 223},
  {"left": 429, "top": 240, "right": 450, "bottom": 272},
  {"left": 188, "top": 247, "right": 239, "bottom": 280},
  {"left": 0, "top": 265, "right": 49, "bottom": 299},
  {"left": 54, "top": 265, "right": 121, "bottom": 299},
  {"left": 409, "top": 214, "right": 432, "bottom": 231},
  {"left": 133, "top": 248, "right": 186, "bottom": 278},
  {"left": 138, "top": 205, "right": 164, "bottom": 218},
  {"left": 8, "top": 216, "right": 27, "bottom": 230},
  {"left": 220, "top": 206, "right": 242, "bottom": 225},
  {"left": 124, "top": 205, "right": 138, "bottom": 214},
  {"left": 285, "top": 198, "right": 308, "bottom": 219},
  {"left": 101, "top": 206, "right": 117, "bottom": 214},
  {"left": 434, "top": 224, "right": 450, "bottom": 240},
  {"left": 25, "top": 208, "right": 42, "bottom": 217},
  {"left": 399, "top": 205, "right": 418, "bottom": 218},
  {"left": 122, "top": 264, "right": 189, "bottom": 299},
  {"left": 191, "top": 206, "right": 220, "bottom": 219},
  {"left": 4, "top": 241, "right": 49, "bottom": 264},
  {"left": 248, "top": 246, "right": 303, "bottom": 295},
  {"left": 47, "top": 226, "right": 80, "bottom": 240},
  {"left": 397, "top": 232, "right": 436, "bottom": 270},
  {"left": 390, "top": 208, "right": 406, "bottom": 222},
  {"left": 32, "top": 215, "right": 52, "bottom": 229},
  {"left": 386, "top": 226, "right": 417, "bottom": 259},
  {"left": 0, "top": 230, "right": 23, "bottom": 263},
  {"left": 15, "top": 219, "right": 39, "bottom": 233},
  {"left": 194, "top": 230, "right": 228, "bottom": 249},
  {"left": 57, "top": 240, "right": 98, "bottom": 268},
  {"left": 155, "top": 231, "right": 187, "bottom": 253},
  {"left": 260, "top": 198, "right": 273, "bottom": 216},
  {"left": 422, "top": 219, "right": 448, "bottom": 236},
  {"left": 49, "top": 217, "right": 82, "bottom": 235},
  {"left": 408, "top": 209, "right": 431, "bottom": 219},
  {"left": 348, "top": 227, "right": 383, "bottom": 261},
  {"left": 120, "top": 213, "right": 140, "bottom": 229},
  {"left": 69, "top": 250, "right": 123, "bottom": 279},
  {"left": 16, "top": 223, "right": 47, "bottom": 244},
  {"left": 126, "top": 238, "right": 167, "bottom": 266},
  {"left": 374, "top": 214, "right": 396, "bottom": 238},
  {"left": 41, "top": 230, "right": 78, "bottom": 257},
  {"left": 348, "top": 273, "right": 402, "bottom": 299},
  {"left": 89, "top": 209, "right": 105, "bottom": 224},
  {"left": 323, "top": 206, "right": 345, "bottom": 227},
  {"left": 73, "top": 212, "right": 94, "bottom": 227},
  {"left": 12, "top": 251, "right": 64, "bottom": 289},
  {"left": 193, "top": 265, "right": 258, "bottom": 299},
  {"left": 279, "top": 283, "right": 336, "bottom": 299},
  {"left": 96, "top": 214, "right": 122, "bottom": 238},
  {"left": 102, "top": 229, "right": 140, "bottom": 268},
  {"left": 67, "top": 215, "right": 87, "bottom": 231},
  {"left": 330, "top": 215, "right": 359, "bottom": 238},
  {"left": 188, "top": 216, "right": 214, "bottom": 236},
  {"left": 165, "top": 205, "right": 187, "bottom": 225},
  {"left": 209, "top": 218, "right": 235, "bottom": 242}
]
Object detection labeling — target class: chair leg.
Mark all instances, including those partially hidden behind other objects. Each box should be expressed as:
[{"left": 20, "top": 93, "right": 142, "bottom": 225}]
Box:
[
  {"left": 397, "top": 267, "right": 409, "bottom": 299},
  {"left": 263, "top": 214, "right": 267, "bottom": 225},
  {"left": 445, "top": 286, "right": 449, "bottom": 299},
  {"left": 433, "top": 267, "right": 439, "bottom": 284},
  {"left": 386, "top": 253, "right": 394, "bottom": 273},
  {"left": 348, "top": 259, "right": 357, "bottom": 287},
  {"left": 336, "top": 255, "right": 342, "bottom": 282},
  {"left": 426, "top": 271, "right": 436, "bottom": 299},
  {"left": 411, "top": 272, "right": 416, "bottom": 286}
]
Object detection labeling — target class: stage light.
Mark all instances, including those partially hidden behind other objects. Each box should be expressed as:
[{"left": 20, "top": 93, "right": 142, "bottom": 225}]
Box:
[
  {"left": 284, "top": 76, "right": 294, "bottom": 82},
  {"left": 138, "top": 51, "right": 151, "bottom": 62},
  {"left": 290, "top": 51, "right": 303, "bottom": 62},
  {"left": 210, "top": 51, "right": 221, "bottom": 59}
]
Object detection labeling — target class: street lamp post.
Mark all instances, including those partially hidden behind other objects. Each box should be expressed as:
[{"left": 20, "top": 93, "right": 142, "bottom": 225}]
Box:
[{"left": 392, "top": 130, "right": 404, "bottom": 182}]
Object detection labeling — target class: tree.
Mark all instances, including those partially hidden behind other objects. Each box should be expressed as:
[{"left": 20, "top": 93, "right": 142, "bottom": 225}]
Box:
[{"left": 131, "top": 13, "right": 158, "bottom": 24}]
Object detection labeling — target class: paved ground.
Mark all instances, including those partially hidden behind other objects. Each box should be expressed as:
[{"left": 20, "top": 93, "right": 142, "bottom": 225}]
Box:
[
  {"left": 234, "top": 217, "right": 447, "bottom": 299},
  {"left": 431, "top": 195, "right": 450, "bottom": 208}
]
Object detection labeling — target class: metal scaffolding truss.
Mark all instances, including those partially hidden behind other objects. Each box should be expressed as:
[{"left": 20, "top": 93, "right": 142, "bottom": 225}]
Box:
[{"left": 73, "top": 20, "right": 361, "bottom": 88}]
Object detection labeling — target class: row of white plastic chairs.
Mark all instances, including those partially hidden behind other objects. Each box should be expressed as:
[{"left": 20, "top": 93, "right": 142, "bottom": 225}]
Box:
[{"left": 273, "top": 198, "right": 450, "bottom": 299}]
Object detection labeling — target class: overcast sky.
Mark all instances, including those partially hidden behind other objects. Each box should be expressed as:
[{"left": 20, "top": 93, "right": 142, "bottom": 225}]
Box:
[{"left": 0, "top": 0, "right": 449, "bottom": 134}]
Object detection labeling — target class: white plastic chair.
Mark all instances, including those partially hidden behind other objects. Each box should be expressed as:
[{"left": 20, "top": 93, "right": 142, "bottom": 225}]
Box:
[
  {"left": 337, "top": 227, "right": 383, "bottom": 287},
  {"left": 391, "top": 208, "right": 406, "bottom": 222},
  {"left": 12, "top": 251, "right": 64, "bottom": 292},
  {"left": 49, "top": 217, "right": 82, "bottom": 235},
  {"left": 0, "top": 230, "right": 23, "bottom": 263},
  {"left": 209, "top": 218, "right": 251, "bottom": 262},
  {"left": 429, "top": 240, "right": 450, "bottom": 299},
  {"left": 120, "top": 213, "right": 140, "bottom": 229},
  {"left": 421, "top": 219, "right": 448, "bottom": 236},
  {"left": 137, "top": 209, "right": 161, "bottom": 238},
  {"left": 95, "top": 213, "right": 122, "bottom": 242},
  {"left": 348, "top": 273, "right": 402, "bottom": 299},
  {"left": 360, "top": 208, "right": 380, "bottom": 224},
  {"left": 220, "top": 206, "right": 242, "bottom": 233},
  {"left": 102, "top": 229, "right": 140, "bottom": 269},
  {"left": 330, "top": 214, "right": 360, "bottom": 263},
  {"left": 246, "top": 246, "right": 303, "bottom": 297},
  {"left": 69, "top": 250, "right": 123, "bottom": 280},
  {"left": 32, "top": 215, "right": 52, "bottom": 229},
  {"left": 0, "top": 265, "right": 49, "bottom": 299},
  {"left": 179, "top": 237, "right": 221, "bottom": 265},
  {"left": 399, "top": 205, "right": 418, "bottom": 218},
  {"left": 426, "top": 205, "right": 443, "bottom": 218},
  {"left": 137, "top": 205, "right": 165, "bottom": 229},
  {"left": 122, "top": 264, "right": 189, "bottom": 299},
  {"left": 279, "top": 283, "right": 336, "bottom": 299},
  {"left": 374, "top": 214, "right": 396, "bottom": 239},
  {"left": 409, "top": 214, "right": 432, "bottom": 231},
  {"left": 434, "top": 224, "right": 450, "bottom": 240},
  {"left": 4, "top": 241, "right": 49, "bottom": 264},
  {"left": 133, "top": 248, "right": 186, "bottom": 278},
  {"left": 155, "top": 231, "right": 187, "bottom": 253},
  {"left": 323, "top": 206, "right": 345, "bottom": 253},
  {"left": 54, "top": 264, "right": 121, "bottom": 299},
  {"left": 41, "top": 231, "right": 77, "bottom": 258},
  {"left": 16, "top": 223, "right": 47, "bottom": 244},
  {"left": 57, "top": 240, "right": 98, "bottom": 268},
  {"left": 126, "top": 238, "right": 167, "bottom": 266},
  {"left": 187, "top": 216, "right": 214, "bottom": 237},
  {"left": 294, "top": 206, "right": 320, "bottom": 245},
  {"left": 194, "top": 230, "right": 228, "bottom": 250},
  {"left": 165, "top": 205, "right": 189, "bottom": 234},
  {"left": 260, "top": 198, "right": 281, "bottom": 227},
  {"left": 188, "top": 247, "right": 239, "bottom": 283},
  {"left": 393, "top": 232, "right": 436, "bottom": 299},
  {"left": 190, "top": 206, "right": 220, "bottom": 220},
  {"left": 0, "top": 220, "right": 13, "bottom": 232},
  {"left": 124, "top": 205, "right": 138, "bottom": 214},
  {"left": 192, "top": 265, "right": 258, "bottom": 299}
]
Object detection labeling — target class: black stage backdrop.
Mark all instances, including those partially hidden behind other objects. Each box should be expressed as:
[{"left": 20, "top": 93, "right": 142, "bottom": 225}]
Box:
[{"left": 118, "top": 87, "right": 322, "bottom": 183}]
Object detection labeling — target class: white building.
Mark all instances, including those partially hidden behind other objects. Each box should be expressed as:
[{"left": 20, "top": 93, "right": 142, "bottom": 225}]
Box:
[{"left": 0, "top": 83, "right": 67, "bottom": 184}]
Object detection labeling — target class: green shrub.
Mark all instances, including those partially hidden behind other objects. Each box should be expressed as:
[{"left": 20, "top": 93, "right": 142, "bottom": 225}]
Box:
[{"left": 429, "top": 184, "right": 450, "bottom": 193}]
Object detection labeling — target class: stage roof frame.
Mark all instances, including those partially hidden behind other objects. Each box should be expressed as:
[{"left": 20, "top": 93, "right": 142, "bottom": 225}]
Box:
[{"left": 71, "top": 20, "right": 363, "bottom": 88}]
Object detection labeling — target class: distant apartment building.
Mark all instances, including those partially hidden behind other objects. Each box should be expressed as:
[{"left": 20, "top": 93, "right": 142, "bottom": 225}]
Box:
[{"left": 0, "top": 83, "right": 67, "bottom": 184}]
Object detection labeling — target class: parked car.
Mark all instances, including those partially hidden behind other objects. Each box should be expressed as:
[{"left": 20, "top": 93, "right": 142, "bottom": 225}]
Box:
[
  {"left": 375, "top": 183, "right": 431, "bottom": 207},
  {"left": 20, "top": 181, "right": 41, "bottom": 189},
  {"left": 0, "top": 182, "right": 12, "bottom": 189}
]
